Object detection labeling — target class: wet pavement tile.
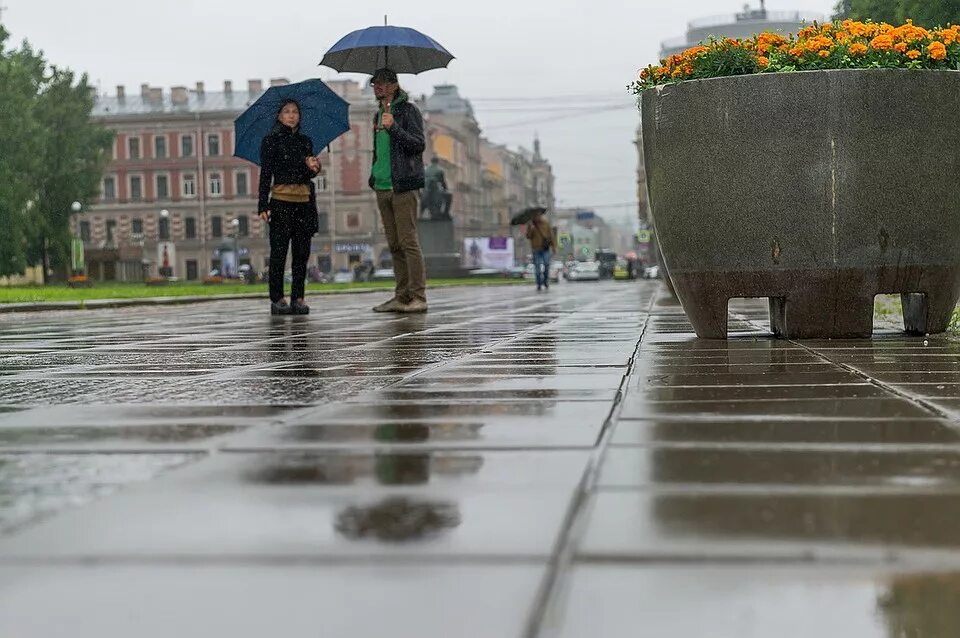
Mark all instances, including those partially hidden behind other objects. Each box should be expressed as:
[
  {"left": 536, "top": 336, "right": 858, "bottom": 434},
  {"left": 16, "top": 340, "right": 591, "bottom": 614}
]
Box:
[
  {"left": 610, "top": 419, "right": 960, "bottom": 447},
  {"left": 638, "top": 371, "right": 866, "bottom": 387},
  {"left": 0, "top": 424, "right": 247, "bottom": 450},
  {"left": 0, "top": 451, "right": 585, "bottom": 559},
  {"left": 344, "top": 388, "right": 618, "bottom": 402},
  {"left": 619, "top": 397, "right": 934, "bottom": 421},
  {"left": 552, "top": 565, "right": 960, "bottom": 638},
  {"left": 579, "top": 491, "right": 960, "bottom": 561},
  {"left": 298, "top": 400, "right": 614, "bottom": 425},
  {"left": 597, "top": 447, "right": 960, "bottom": 488},
  {"left": 398, "top": 374, "right": 626, "bottom": 391},
  {"left": 0, "top": 453, "right": 200, "bottom": 534},
  {"left": 635, "top": 384, "right": 886, "bottom": 401},
  {"left": 0, "top": 404, "right": 298, "bottom": 427},
  {"left": 224, "top": 421, "right": 602, "bottom": 450},
  {"left": 0, "top": 563, "right": 545, "bottom": 638}
]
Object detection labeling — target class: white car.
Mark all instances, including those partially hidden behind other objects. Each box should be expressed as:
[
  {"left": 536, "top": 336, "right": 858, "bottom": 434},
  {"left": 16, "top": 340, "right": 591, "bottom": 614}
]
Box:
[
  {"left": 566, "top": 261, "right": 600, "bottom": 282},
  {"left": 642, "top": 265, "right": 661, "bottom": 279},
  {"left": 524, "top": 262, "right": 562, "bottom": 283}
]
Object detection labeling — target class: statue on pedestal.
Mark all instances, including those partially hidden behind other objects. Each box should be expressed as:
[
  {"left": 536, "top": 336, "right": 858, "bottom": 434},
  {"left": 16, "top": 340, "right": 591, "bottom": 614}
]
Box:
[{"left": 421, "top": 156, "right": 453, "bottom": 221}]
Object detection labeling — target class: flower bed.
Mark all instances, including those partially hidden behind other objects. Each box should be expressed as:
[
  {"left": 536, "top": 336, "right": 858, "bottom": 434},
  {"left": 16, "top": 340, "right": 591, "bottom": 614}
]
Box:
[
  {"left": 67, "top": 275, "right": 92, "bottom": 289},
  {"left": 202, "top": 276, "right": 224, "bottom": 285},
  {"left": 632, "top": 20, "right": 960, "bottom": 92},
  {"left": 144, "top": 277, "right": 169, "bottom": 287}
]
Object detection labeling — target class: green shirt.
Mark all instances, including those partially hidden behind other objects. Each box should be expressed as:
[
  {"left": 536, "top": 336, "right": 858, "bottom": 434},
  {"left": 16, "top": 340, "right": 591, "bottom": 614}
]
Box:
[{"left": 372, "top": 104, "right": 393, "bottom": 191}]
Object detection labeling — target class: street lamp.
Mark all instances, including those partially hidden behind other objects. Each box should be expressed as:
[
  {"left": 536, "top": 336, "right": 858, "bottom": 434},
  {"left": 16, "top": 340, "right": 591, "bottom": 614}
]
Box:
[
  {"left": 231, "top": 218, "right": 240, "bottom": 279},
  {"left": 69, "top": 201, "right": 84, "bottom": 277}
]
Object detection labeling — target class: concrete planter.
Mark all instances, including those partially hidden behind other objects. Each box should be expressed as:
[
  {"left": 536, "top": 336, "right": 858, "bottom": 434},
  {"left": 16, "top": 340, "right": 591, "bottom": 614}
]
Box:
[{"left": 642, "top": 69, "right": 960, "bottom": 339}]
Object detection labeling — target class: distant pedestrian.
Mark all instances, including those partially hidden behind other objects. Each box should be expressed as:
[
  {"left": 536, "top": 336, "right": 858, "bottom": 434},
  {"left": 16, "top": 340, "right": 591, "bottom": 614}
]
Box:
[
  {"left": 526, "top": 210, "right": 556, "bottom": 291},
  {"left": 368, "top": 68, "right": 429, "bottom": 314},
  {"left": 258, "top": 99, "right": 322, "bottom": 316}
]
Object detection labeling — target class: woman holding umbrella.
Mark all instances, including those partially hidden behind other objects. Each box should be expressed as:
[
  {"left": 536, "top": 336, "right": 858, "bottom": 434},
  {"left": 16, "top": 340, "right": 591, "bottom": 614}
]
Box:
[{"left": 258, "top": 100, "right": 322, "bottom": 316}]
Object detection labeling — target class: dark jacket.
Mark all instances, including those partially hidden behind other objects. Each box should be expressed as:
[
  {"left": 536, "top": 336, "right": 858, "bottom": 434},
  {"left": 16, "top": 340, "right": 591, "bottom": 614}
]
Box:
[
  {"left": 368, "top": 93, "right": 426, "bottom": 193},
  {"left": 258, "top": 124, "right": 316, "bottom": 212}
]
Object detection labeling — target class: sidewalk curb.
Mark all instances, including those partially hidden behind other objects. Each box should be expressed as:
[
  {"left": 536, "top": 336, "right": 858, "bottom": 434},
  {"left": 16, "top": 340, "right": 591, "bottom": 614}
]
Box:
[{"left": 0, "top": 282, "right": 526, "bottom": 314}]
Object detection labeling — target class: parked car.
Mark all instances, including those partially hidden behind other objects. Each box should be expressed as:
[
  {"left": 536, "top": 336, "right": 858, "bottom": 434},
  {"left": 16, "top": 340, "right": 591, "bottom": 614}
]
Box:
[
  {"left": 506, "top": 266, "right": 527, "bottom": 279},
  {"left": 595, "top": 249, "right": 618, "bottom": 280},
  {"left": 523, "top": 262, "right": 562, "bottom": 283},
  {"left": 332, "top": 271, "right": 354, "bottom": 283},
  {"left": 566, "top": 260, "right": 600, "bottom": 282},
  {"left": 642, "top": 265, "right": 661, "bottom": 279},
  {"left": 372, "top": 268, "right": 395, "bottom": 280}
]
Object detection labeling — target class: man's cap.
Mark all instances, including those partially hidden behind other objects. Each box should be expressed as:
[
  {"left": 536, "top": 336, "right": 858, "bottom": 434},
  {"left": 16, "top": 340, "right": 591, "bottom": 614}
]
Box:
[{"left": 371, "top": 68, "right": 398, "bottom": 84}]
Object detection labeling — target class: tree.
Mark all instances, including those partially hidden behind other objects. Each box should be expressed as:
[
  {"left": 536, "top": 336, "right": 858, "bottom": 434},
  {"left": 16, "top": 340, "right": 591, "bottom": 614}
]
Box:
[
  {"left": 28, "top": 68, "right": 113, "bottom": 281},
  {"left": 0, "top": 26, "right": 44, "bottom": 277},
  {"left": 0, "top": 25, "right": 113, "bottom": 280},
  {"left": 899, "top": 0, "right": 960, "bottom": 27},
  {"left": 833, "top": 0, "right": 960, "bottom": 25}
]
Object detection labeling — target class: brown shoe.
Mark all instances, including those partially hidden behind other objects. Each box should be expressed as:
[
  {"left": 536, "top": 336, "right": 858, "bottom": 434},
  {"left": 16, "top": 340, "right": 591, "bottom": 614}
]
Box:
[
  {"left": 373, "top": 297, "right": 405, "bottom": 313},
  {"left": 399, "top": 299, "right": 428, "bottom": 314}
]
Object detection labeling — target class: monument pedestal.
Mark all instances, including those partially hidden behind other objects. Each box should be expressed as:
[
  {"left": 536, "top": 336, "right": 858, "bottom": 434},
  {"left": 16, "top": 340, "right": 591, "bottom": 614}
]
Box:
[{"left": 417, "top": 219, "right": 465, "bottom": 278}]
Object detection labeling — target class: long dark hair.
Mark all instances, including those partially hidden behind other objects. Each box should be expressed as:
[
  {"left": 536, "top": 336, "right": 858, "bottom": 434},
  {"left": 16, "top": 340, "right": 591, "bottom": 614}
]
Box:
[{"left": 270, "top": 99, "right": 301, "bottom": 134}]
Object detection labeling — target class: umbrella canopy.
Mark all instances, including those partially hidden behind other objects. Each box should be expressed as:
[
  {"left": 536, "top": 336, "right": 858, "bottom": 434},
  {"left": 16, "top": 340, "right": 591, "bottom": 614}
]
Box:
[
  {"left": 320, "top": 25, "right": 454, "bottom": 75},
  {"left": 233, "top": 79, "right": 350, "bottom": 166},
  {"left": 510, "top": 206, "right": 548, "bottom": 227}
]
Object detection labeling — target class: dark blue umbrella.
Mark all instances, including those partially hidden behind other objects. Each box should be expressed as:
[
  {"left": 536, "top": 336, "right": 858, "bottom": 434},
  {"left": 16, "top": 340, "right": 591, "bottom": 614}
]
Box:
[
  {"left": 233, "top": 79, "right": 350, "bottom": 166},
  {"left": 320, "top": 25, "right": 454, "bottom": 75}
]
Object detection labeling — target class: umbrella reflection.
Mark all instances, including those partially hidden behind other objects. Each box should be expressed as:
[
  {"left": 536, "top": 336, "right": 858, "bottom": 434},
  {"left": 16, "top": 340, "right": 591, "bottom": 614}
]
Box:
[{"left": 335, "top": 496, "right": 461, "bottom": 542}]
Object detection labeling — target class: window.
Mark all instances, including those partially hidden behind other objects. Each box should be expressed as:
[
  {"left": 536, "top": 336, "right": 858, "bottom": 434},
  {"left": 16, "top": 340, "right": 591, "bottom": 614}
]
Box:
[
  {"left": 156, "top": 174, "right": 170, "bottom": 200},
  {"left": 207, "top": 134, "right": 221, "bottom": 156},
  {"left": 180, "top": 134, "right": 194, "bottom": 157},
  {"left": 346, "top": 213, "right": 360, "bottom": 229},
  {"left": 314, "top": 174, "right": 327, "bottom": 192},
  {"left": 79, "top": 221, "right": 91, "bottom": 243},
  {"left": 130, "top": 176, "right": 143, "bottom": 201},
  {"left": 102, "top": 177, "right": 116, "bottom": 201},
  {"left": 237, "top": 215, "right": 249, "bottom": 237},
  {"left": 211, "top": 216, "right": 223, "bottom": 238},
  {"left": 235, "top": 171, "right": 249, "bottom": 196},
  {"left": 158, "top": 217, "right": 170, "bottom": 240},
  {"left": 106, "top": 220, "right": 117, "bottom": 244},
  {"left": 185, "top": 217, "right": 197, "bottom": 239},
  {"left": 209, "top": 173, "right": 223, "bottom": 197},
  {"left": 182, "top": 174, "right": 196, "bottom": 197},
  {"left": 186, "top": 260, "right": 199, "bottom": 281},
  {"left": 131, "top": 218, "right": 143, "bottom": 235},
  {"left": 317, "top": 212, "right": 329, "bottom": 234},
  {"left": 128, "top": 137, "right": 141, "bottom": 160},
  {"left": 154, "top": 135, "right": 167, "bottom": 159}
]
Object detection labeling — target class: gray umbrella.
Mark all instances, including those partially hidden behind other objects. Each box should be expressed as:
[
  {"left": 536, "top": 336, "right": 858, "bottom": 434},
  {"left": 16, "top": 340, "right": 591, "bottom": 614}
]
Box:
[{"left": 320, "top": 25, "right": 454, "bottom": 75}]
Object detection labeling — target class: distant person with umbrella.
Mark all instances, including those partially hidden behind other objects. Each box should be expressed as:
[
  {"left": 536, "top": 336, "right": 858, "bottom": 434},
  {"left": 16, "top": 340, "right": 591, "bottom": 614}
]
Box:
[
  {"left": 368, "top": 68, "right": 428, "bottom": 314},
  {"left": 524, "top": 208, "right": 555, "bottom": 292},
  {"left": 234, "top": 79, "right": 349, "bottom": 316}
]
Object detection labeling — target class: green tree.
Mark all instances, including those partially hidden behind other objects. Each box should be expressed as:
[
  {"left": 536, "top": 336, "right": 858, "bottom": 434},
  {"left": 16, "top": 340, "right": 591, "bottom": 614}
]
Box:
[
  {"left": 833, "top": 0, "right": 960, "bottom": 25},
  {"left": 899, "top": 0, "right": 960, "bottom": 27},
  {"left": 28, "top": 67, "right": 113, "bottom": 280},
  {"left": 0, "top": 26, "right": 44, "bottom": 277}
]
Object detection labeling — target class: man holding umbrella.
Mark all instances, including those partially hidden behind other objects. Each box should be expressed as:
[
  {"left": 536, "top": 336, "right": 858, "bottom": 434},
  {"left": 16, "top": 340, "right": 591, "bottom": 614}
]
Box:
[{"left": 368, "top": 68, "right": 428, "bottom": 314}]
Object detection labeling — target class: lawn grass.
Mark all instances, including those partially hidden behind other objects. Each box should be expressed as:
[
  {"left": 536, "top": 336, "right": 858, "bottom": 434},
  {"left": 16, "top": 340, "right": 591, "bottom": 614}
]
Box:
[{"left": 0, "top": 277, "right": 526, "bottom": 304}]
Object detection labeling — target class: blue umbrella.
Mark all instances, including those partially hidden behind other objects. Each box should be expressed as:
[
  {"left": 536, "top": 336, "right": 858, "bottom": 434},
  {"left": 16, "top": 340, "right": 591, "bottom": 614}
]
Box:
[
  {"left": 320, "top": 25, "right": 454, "bottom": 75},
  {"left": 233, "top": 79, "right": 350, "bottom": 166}
]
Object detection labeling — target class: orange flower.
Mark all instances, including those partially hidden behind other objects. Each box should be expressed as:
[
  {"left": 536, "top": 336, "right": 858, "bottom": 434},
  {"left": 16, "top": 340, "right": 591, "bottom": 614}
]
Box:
[
  {"left": 789, "top": 46, "right": 805, "bottom": 57},
  {"left": 894, "top": 42, "right": 908, "bottom": 53},
  {"left": 818, "top": 50, "right": 830, "bottom": 58},
  {"left": 758, "top": 56, "right": 770, "bottom": 67},
  {"left": 870, "top": 34, "right": 894, "bottom": 50},
  {"left": 848, "top": 43, "right": 868, "bottom": 56},
  {"left": 940, "top": 27, "right": 959, "bottom": 45},
  {"left": 928, "top": 41, "right": 948, "bottom": 60},
  {"left": 906, "top": 49, "right": 921, "bottom": 59}
]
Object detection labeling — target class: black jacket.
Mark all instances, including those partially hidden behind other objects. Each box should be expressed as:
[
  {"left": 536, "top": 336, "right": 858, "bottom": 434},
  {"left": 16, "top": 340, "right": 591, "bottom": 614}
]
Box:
[
  {"left": 258, "top": 125, "right": 316, "bottom": 212},
  {"left": 368, "top": 96, "right": 426, "bottom": 193}
]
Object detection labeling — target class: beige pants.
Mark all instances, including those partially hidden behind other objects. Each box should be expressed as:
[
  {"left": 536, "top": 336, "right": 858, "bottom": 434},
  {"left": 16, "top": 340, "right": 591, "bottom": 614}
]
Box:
[{"left": 376, "top": 190, "right": 427, "bottom": 303}]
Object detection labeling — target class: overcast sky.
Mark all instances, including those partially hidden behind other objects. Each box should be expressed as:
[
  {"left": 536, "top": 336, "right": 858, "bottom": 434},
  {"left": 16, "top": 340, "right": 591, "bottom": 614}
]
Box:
[{"left": 4, "top": 0, "right": 833, "bottom": 225}]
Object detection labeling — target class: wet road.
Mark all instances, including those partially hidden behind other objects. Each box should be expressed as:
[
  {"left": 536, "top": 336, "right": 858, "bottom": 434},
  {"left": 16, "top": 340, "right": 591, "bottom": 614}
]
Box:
[{"left": 1, "top": 283, "right": 960, "bottom": 637}]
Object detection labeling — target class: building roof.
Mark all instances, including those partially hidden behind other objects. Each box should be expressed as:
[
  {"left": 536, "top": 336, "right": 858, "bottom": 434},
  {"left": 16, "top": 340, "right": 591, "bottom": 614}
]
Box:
[
  {"left": 426, "top": 85, "right": 475, "bottom": 116},
  {"left": 93, "top": 91, "right": 266, "bottom": 118}
]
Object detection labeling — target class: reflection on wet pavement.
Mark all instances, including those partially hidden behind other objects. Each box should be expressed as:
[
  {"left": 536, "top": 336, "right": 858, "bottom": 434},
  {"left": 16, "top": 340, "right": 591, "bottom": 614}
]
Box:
[{"left": 5, "top": 286, "right": 960, "bottom": 635}]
